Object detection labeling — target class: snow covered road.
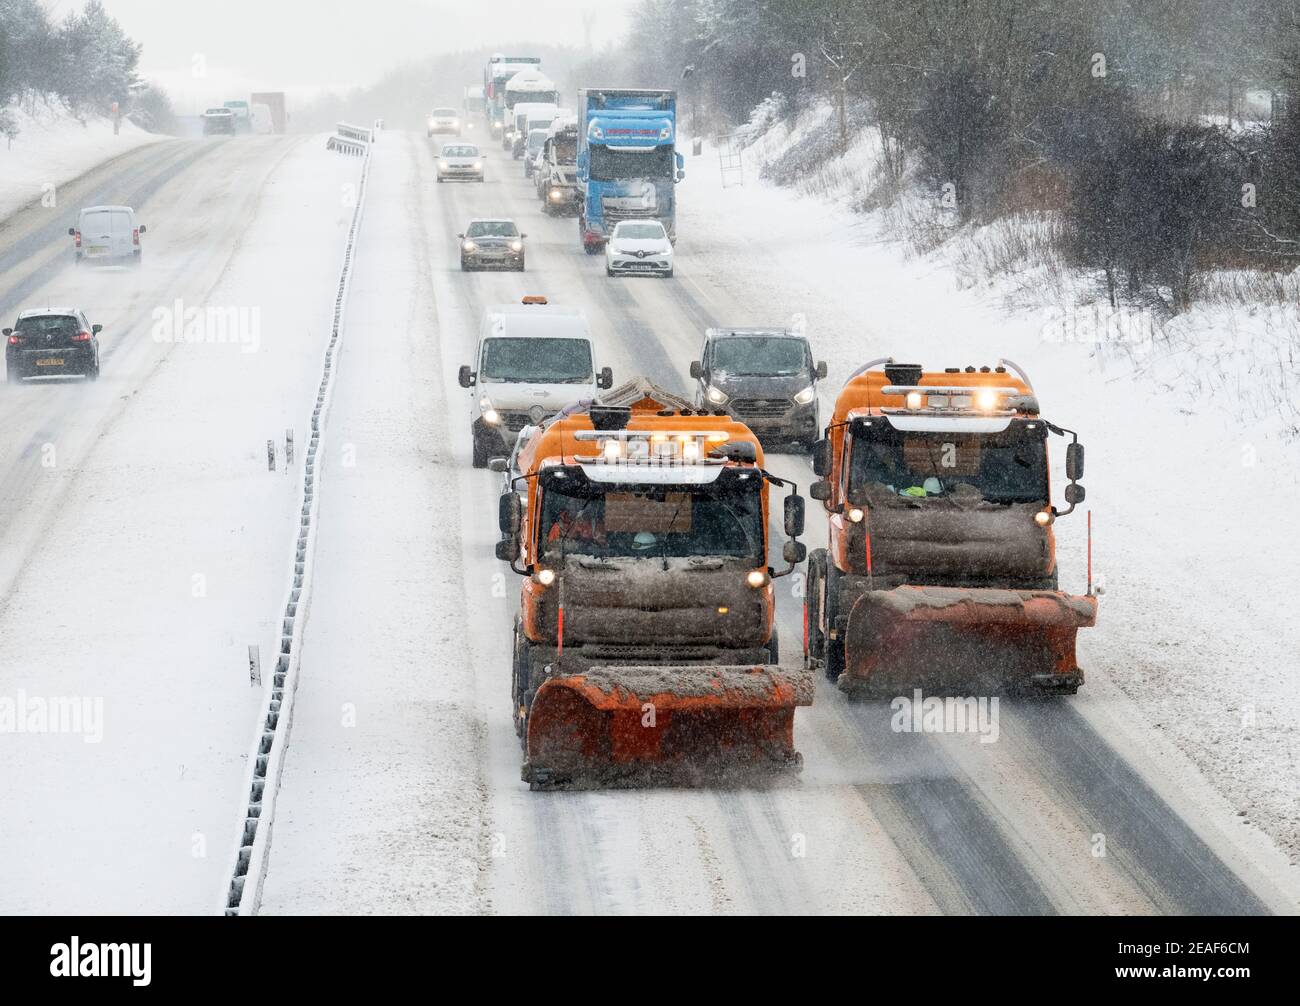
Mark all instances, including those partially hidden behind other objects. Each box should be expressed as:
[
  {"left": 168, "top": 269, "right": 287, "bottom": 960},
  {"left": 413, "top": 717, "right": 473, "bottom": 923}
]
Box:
[
  {"left": 257, "top": 132, "right": 1298, "bottom": 915},
  {"left": 0, "top": 135, "right": 363, "bottom": 912}
]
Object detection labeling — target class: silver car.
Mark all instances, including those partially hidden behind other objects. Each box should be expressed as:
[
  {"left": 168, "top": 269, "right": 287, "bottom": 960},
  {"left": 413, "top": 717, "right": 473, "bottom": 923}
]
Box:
[
  {"left": 437, "top": 143, "right": 484, "bottom": 183},
  {"left": 459, "top": 218, "right": 525, "bottom": 271}
]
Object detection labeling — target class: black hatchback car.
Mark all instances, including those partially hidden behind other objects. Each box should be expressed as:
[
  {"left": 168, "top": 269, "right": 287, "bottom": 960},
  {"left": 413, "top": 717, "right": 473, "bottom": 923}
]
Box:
[{"left": 4, "top": 309, "right": 101, "bottom": 383}]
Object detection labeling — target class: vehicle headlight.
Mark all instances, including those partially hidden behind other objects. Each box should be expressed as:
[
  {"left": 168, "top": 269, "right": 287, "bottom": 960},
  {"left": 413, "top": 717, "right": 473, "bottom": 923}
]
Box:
[
  {"left": 509, "top": 239, "right": 523, "bottom": 252},
  {"left": 535, "top": 568, "right": 556, "bottom": 587},
  {"left": 549, "top": 188, "right": 563, "bottom": 201},
  {"left": 472, "top": 161, "right": 483, "bottom": 170},
  {"left": 480, "top": 396, "right": 499, "bottom": 424},
  {"left": 746, "top": 570, "right": 769, "bottom": 588},
  {"left": 706, "top": 385, "right": 729, "bottom": 405},
  {"left": 462, "top": 240, "right": 477, "bottom": 252},
  {"left": 439, "top": 159, "right": 449, "bottom": 169},
  {"left": 793, "top": 385, "right": 816, "bottom": 406},
  {"left": 427, "top": 118, "right": 436, "bottom": 128},
  {"left": 848, "top": 507, "right": 864, "bottom": 523}
]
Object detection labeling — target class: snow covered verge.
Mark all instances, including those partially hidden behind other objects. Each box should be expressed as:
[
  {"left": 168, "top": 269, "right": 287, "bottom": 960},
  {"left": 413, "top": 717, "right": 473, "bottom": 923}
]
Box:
[
  {"left": 0, "top": 96, "right": 162, "bottom": 223},
  {"left": 681, "top": 122, "right": 1300, "bottom": 864},
  {"left": 734, "top": 102, "right": 1300, "bottom": 446}
]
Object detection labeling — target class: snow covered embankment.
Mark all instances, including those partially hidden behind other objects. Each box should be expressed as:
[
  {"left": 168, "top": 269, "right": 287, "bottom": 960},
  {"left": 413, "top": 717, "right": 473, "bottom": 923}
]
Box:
[{"left": 0, "top": 96, "right": 162, "bottom": 221}]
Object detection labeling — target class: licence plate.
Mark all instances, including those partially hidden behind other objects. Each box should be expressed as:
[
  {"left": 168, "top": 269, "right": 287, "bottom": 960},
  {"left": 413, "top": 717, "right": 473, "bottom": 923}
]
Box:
[
  {"left": 86, "top": 246, "right": 108, "bottom": 256},
  {"left": 36, "top": 358, "right": 65, "bottom": 367}
]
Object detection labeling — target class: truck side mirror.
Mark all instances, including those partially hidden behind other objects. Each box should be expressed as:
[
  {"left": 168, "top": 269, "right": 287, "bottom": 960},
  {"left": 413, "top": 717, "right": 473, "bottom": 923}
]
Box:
[
  {"left": 1066, "top": 442, "right": 1084, "bottom": 481},
  {"left": 458, "top": 365, "right": 475, "bottom": 388},
  {"left": 499, "top": 492, "right": 522, "bottom": 535},
  {"left": 487, "top": 457, "right": 509, "bottom": 473},
  {"left": 815, "top": 361, "right": 828, "bottom": 380},
  {"left": 809, "top": 481, "right": 832, "bottom": 502},
  {"left": 1064, "top": 483, "right": 1086, "bottom": 506},
  {"left": 597, "top": 366, "right": 613, "bottom": 390},
  {"left": 495, "top": 538, "right": 520, "bottom": 562},
  {"left": 784, "top": 494, "right": 805, "bottom": 538},
  {"left": 783, "top": 540, "right": 807, "bottom": 565},
  {"left": 689, "top": 361, "right": 702, "bottom": 380},
  {"left": 812, "top": 439, "right": 832, "bottom": 477}
]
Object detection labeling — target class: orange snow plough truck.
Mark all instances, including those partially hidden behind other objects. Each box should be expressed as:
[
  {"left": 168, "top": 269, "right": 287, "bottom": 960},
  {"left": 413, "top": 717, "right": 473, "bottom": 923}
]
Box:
[
  {"left": 805, "top": 359, "right": 1096, "bottom": 695},
  {"left": 494, "top": 379, "right": 813, "bottom": 788}
]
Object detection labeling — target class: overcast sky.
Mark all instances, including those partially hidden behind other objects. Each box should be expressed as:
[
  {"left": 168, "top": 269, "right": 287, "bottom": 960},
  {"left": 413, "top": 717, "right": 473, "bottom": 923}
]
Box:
[{"left": 48, "top": 0, "right": 629, "bottom": 111}]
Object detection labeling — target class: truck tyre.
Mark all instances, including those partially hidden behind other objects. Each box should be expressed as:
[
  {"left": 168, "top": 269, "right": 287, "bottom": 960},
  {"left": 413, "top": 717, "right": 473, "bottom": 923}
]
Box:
[
  {"left": 512, "top": 622, "right": 530, "bottom": 742},
  {"left": 823, "top": 559, "right": 846, "bottom": 683},
  {"left": 805, "top": 549, "right": 827, "bottom": 665},
  {"left": 471, "top": 427, "right": 492, "bottom": 468}
]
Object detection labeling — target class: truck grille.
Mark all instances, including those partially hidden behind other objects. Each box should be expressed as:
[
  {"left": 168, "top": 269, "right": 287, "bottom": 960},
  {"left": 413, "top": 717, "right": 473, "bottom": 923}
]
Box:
[
  {"left": 499, "top": 410, "right": 549, "bottom": 432},
  {"left": 730, "top": 398, "right": 791, "bottom": 418},
  {"left": 603, "top": 206, "right": 657, "bottom": 226}
]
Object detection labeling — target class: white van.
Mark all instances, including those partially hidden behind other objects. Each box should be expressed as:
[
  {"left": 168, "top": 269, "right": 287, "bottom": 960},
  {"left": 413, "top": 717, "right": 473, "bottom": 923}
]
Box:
[
  {"left": 457, "top": 296, "right": 613, "bottom": 467},
  {"left": 69, "top": 205, "right": 145, "bottom": 267}
]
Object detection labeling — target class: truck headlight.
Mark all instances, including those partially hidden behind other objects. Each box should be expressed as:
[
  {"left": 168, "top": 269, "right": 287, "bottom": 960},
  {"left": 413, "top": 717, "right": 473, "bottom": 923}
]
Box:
[
  {"left": 793, "top": 385, "right": 816, "bottom": 406},
  {"left": 746, "top": 570, "right": 769, "bottom": 588},
  {"left": 535, "top": 568, "right": 556, "bottom": 587},
  {"left": 480, "top": 396, "right": 499, "bottom": 424},
  {"left": 549, "top": 188, "right": 563, "bottom": 201},
  {"left": 706, "top": 385, "right": 729, "bottom": 405},
  {"left": 462, "top": 240, "right": 477, "bottom": 252}
]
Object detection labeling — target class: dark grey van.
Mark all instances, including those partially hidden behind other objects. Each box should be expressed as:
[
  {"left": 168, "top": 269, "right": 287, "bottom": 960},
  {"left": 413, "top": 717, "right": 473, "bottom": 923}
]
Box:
[{"left": 689, "top": 327, "right": 827, "bottom": 452}]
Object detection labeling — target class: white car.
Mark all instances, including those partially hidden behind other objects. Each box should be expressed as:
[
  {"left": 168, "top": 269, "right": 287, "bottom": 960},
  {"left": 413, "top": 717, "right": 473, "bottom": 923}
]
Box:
[
  {"left": 427, "top": 107, "right": 461, "bottom": 136},
  {"left": 605, "top": 220, "right": 674, "bottom": 278},
  {"left": 437, "top": 143, "right": 484, "bottom": 183}
]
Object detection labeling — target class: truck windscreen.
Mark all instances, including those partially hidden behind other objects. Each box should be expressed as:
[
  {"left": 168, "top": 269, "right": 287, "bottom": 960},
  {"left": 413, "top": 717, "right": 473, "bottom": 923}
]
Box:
[
  {"left": 589, "top": 145, "right": 673, "bottom": 180},
  {"left": 848, "top": 422, "right": 1048, "bottom": 505},
  {"left": 480, "top": 338, "right": 592, "bottom": 384},
  {"left": 539, "top": 469, "right": 764, "bottom": 561},
  {"left": 554, "top": 136, "right": 576, "bottom": 162}
]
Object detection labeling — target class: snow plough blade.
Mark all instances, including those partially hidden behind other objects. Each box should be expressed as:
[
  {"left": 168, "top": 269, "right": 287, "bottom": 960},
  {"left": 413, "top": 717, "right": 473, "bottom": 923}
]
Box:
[
  {"left": 841, "top": 586, "right": 1097, "bottom": 695},
  {"left": 523, "top": 664, "right": 815, "bottom": 788}
]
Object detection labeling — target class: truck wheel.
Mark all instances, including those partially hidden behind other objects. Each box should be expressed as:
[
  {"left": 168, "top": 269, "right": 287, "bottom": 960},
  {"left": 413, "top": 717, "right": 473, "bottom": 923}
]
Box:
[
  {"left": 823, "top": 559, "right": 846, "bottom": 683},
  {"left": 512, "top": 623, "right": 530, "bottom": 742},
  {"left": 805, "top": 549, "right": 827, "bottom": 665},
  {"left": 471, "top": 427, "right": 492, "bottom": 468}
]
